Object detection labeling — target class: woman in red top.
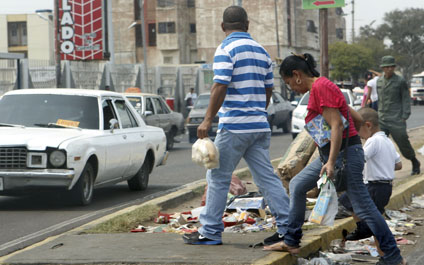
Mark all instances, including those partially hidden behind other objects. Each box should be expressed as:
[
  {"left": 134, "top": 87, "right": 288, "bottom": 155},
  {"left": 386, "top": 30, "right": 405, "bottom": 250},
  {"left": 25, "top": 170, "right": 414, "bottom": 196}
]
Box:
[{"left": 264, "top": 54, "right": 405, "bottom": 265}]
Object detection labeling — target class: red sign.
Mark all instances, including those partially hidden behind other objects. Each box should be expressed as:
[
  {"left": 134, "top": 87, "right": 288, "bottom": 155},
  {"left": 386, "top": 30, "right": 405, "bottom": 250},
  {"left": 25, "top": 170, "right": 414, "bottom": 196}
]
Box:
[
  {"left": 313, "top": 0, "right": 335, "bottom": 6},
  {"left": 58, "top": 0, "right": 104, "bottom": 60}
]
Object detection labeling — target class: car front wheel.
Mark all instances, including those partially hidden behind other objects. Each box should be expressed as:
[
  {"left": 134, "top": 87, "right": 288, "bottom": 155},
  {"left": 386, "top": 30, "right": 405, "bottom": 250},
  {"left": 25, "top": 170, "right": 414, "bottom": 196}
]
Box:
[
  {"left": 128, "top": 157, "right": 150, "bottom": 191},
  {"left": 166, "top": 128, "right": 176, "bottom": 150},
  {"left": 71, "top": 163, "right": 94, "bottom": 206}
]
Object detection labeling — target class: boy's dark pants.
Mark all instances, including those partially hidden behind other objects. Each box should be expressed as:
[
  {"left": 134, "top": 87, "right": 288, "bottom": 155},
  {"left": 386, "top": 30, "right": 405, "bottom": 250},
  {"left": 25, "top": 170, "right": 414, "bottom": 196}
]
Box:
[{"left": 339, "top": 181, "right": 393, "bottom": 235}]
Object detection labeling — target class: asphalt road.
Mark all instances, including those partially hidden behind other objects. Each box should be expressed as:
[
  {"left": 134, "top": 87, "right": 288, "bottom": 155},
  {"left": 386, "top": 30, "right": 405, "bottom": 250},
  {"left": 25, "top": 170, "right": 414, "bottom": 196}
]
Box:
[{"left": 0, "top": 105, "right": 422, "bottom": 256}]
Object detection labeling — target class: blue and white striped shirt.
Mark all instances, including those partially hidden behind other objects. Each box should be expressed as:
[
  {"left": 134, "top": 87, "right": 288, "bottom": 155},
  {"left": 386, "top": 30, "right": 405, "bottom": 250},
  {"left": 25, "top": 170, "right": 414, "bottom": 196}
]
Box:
[{"left": 213, "top": 32, "right": 273, "bottom": 133}]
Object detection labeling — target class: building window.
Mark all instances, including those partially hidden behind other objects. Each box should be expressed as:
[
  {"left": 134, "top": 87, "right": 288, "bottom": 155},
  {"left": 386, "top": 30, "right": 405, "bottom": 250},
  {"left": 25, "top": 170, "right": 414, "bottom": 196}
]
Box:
[
  {"left": 158, "top": 22, "right": 176, "bottom": 34},
  {"left": 8, "top": 22, "right": 27, "bottom": 47},
  {"left": 157, "top": 0, "right": 174, "bottom": 7},
  {"left": 148, "top": 23, "right": 156, "bottom": 46},
  {"left": 336, "top": 28, "right": 344, "bottom": 39},
  {"left": 164, "top": 56, "right": 173, "bottom": 64},
  {"left": 187, "top": 0, "right": 195, "bottom": 7},
  {"left": 306, "top": 20, "right": 317, "bottom": 33},
  {"left": 190, "top": 23, "right": 196, "bottom": 33}
]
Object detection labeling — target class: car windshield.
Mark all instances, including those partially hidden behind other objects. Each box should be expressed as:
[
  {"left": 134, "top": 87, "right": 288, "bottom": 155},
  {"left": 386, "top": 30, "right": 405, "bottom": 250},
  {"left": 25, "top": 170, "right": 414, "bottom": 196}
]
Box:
[
  {"left": 0, "top": 94, "right": 99, "bottom": 129},
  {"left": 299, "top": 93, "right": 310, "bottom": 105},
  {"left": 411, "top": 77, "right": 424, "bottom": 87},
  {"left": 342, "top": 92, "right": 350, "bottom": 104},
  {"left": 193, "top": 94, "right": 210, "bottom": 109},
  {"left": 126, "top": 96, "right": 142, "bottom": 110}
]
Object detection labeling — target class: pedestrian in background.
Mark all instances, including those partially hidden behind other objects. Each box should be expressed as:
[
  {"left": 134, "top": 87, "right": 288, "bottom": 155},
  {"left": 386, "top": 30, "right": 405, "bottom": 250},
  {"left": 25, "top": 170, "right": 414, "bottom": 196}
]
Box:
[
  {"left": 365, "top": 70, "right": 380, "bottom": 111},
  {"left": 361, "top": 71, "right": 373, "bottom": 107},
  {"left": 265, "top": 53, "right": 406, "bottom": 265},
  {"left": 184, "top": 87, "right": 197, "bottom": 107},
  {"left": 182, "top": 5, "right": 290, "bottom": 246},
  {"left": 377, "top": 55, "right": 421, "bottom": 175},
  {"left": 340, "top": 108, "right": 402, "bottom": 255}
]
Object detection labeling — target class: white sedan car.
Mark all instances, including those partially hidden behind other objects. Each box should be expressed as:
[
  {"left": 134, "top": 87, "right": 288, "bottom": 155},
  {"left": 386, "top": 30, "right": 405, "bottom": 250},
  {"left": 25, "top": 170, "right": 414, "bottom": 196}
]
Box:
[
  {"left": 0, "top": 89, "right": 167, "bottom": 205},
  {"left": 291, "top": 88, "right": 360, "bottom": 139}
]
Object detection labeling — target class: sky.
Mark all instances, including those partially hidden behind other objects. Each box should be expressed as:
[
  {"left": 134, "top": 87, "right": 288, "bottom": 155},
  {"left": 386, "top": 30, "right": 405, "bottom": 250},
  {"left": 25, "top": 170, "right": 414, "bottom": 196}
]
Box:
[{"left": 1, "top": 0, "right": 424, "bottom": 42}]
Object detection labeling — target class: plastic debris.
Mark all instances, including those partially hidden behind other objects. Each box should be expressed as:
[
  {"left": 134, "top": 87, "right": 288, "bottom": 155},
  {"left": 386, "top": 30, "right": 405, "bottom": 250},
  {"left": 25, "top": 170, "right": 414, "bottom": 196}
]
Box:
[{"left": 418, "top": 145, "right": 424, "bottom": 156}]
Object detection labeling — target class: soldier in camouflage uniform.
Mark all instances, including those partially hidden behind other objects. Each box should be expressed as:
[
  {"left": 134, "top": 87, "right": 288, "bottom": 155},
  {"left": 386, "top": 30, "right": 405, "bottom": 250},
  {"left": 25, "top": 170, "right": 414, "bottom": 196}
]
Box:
[{"left": 377, "top": 55, "right": 421, "bottom": 175}]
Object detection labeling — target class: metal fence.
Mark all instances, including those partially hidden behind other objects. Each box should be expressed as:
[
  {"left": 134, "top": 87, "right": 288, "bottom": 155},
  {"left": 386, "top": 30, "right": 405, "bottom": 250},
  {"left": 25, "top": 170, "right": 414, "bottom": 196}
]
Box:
[{"left": 0, "top": 59, "right": 17, "bottom": 94}]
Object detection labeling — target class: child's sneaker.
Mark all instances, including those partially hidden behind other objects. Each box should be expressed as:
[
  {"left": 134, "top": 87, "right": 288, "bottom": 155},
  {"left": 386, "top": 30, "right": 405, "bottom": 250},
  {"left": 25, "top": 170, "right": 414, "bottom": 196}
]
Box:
[{"left": 182, "top": 232, "right": 222, "bottom": 245}]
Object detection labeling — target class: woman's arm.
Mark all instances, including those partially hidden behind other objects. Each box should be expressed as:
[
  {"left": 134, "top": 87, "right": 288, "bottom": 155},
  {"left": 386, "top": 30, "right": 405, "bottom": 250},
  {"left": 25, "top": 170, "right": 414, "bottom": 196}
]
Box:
[{"left": 320, "top": 107, "right": 344, "bottom": 179}]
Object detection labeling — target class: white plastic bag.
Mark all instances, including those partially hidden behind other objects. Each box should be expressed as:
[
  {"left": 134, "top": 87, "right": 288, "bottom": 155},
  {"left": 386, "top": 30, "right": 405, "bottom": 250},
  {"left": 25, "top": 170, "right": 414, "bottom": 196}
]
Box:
[
  {"left": 192, "top": 138, "right": 220, "bottom": 169},
  {"left": 308, "top": 179, "right": 338, "bottom": 226}
]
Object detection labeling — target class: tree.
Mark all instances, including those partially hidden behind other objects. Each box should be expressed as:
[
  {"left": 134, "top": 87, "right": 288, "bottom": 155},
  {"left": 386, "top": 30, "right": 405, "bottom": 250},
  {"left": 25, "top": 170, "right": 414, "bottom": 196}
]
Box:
[
  {"left": 375, "top": 8, "right": 424, "bottom": 81},
  {"left": 329, "top": 42, "right": 373, "bottom": 83}
]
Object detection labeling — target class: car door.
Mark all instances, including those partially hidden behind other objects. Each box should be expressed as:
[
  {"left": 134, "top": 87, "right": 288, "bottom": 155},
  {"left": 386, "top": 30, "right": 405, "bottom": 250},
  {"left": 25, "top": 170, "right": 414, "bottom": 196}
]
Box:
[
  {"left": 152, "top": 96, "right": 172, "bottom": 133},
  {"left": 143, "top": 97, "right": 160, "bottom": 128},
  {"left": 97, "top": 98, "right": 130, "bottom": 183},
  {"left": 113, "top": 99, "right": 146, "bottom": 178}
]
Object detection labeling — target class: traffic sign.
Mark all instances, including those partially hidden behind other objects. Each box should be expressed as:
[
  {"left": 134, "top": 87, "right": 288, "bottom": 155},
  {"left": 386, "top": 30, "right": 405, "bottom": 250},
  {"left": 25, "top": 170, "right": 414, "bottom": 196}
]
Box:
[{"left": 302, "top": 0, "right": 345, "bottom": 9}]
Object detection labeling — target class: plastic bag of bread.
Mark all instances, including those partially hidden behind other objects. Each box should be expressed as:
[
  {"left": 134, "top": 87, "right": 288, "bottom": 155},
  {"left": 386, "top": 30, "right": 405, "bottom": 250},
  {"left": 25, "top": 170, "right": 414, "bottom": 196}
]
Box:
[{"left": 192, "top": 138, "right": 220, "bottom": 169}]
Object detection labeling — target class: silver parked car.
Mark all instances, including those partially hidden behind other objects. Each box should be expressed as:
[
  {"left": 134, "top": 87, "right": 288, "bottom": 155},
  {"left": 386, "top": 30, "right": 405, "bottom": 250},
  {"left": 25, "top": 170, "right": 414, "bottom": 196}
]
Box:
[
  {"left": 186, "top": 93, "right": 219, "bottom": 143},
  {"left": 124, "top": 93, "right": 185, "bottom": 150},
  {"left": 0, "top": 89, "right": 168, "bottom": 205},
  {"left": 267, "top": 91, "right": 295, "bottom": 133}
]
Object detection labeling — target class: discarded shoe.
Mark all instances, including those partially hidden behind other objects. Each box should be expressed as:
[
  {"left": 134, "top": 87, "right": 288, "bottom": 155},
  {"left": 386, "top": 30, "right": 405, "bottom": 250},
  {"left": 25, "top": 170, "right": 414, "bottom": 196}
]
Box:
[
  {"left": 263, "top": 241, "right": 300, "bottom": 255},
  {"left": 411, "top": 158, "right": 421, "bottom": 175},
  {"left": 345, "top": 222, "right": 373, "bottom": 241},
  {"left": 263, "top": 232, "right": 284, "bottom": 245},
  {"left": 182, "top": 231, "right": 222, "bottom": 245}
]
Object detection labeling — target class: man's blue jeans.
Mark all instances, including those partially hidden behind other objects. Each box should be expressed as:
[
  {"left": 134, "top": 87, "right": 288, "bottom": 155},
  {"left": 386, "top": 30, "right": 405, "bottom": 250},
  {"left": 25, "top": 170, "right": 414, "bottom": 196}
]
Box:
[
  {"left": 284, "top": 144, "right": 403, "bottom": 265},
  {"left": 198, "top": 129, "right": 290, "bottom": 241}
]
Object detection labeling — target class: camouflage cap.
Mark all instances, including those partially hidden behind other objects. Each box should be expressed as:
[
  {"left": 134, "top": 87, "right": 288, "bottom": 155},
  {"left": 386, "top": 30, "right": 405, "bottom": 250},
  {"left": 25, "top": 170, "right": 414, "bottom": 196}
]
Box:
[{"left": 380, "top": 55, "right": 396, "bottom": 68}]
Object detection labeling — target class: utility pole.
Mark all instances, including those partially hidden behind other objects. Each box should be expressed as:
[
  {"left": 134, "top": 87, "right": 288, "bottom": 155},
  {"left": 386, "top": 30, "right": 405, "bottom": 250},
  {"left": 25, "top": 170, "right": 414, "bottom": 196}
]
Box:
[
  {"left": 55, "top": 0, "right": 61, "bottom": 88},
  {"left": 139, "top": 0, "right": 148, "bottom": 90},
  {"left": 351, "top": 0, "right": 355, "bottom": 42},
  {"left": 319, "top": 8, "right": 329, "bottom": 78},
  {"left": 274, "top": 0, "right": 281, "bottom": 58}
]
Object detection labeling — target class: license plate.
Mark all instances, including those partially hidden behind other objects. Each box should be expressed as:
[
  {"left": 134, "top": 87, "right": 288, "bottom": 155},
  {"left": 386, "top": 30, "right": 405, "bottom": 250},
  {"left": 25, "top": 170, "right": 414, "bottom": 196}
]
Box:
[{"left": 0, "top": 177, "right": 3, "bottom": 191}]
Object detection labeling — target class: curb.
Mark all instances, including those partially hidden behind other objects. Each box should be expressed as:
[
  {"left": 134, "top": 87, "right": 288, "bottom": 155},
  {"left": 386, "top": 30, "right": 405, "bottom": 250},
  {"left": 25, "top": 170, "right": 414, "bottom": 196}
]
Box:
[{"left": 253, "top": 173, "right": 424, "bottom": 265}]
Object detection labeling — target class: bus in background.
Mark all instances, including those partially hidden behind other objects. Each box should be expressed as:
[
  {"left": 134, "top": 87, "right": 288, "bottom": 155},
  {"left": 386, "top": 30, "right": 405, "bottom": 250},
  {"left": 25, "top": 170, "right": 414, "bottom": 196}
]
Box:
[{"left": 411, "top": 71, "right": 424, "bottom": 105}]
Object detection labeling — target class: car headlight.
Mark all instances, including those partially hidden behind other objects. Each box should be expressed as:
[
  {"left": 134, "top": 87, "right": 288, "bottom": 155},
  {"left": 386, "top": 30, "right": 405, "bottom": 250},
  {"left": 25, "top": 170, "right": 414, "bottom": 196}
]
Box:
[
  {"left": 49, "top": 150, "right": 66, "bottom": 167},
  {"left": 190, "top": 117, "right": 203, "bottom": 124}
]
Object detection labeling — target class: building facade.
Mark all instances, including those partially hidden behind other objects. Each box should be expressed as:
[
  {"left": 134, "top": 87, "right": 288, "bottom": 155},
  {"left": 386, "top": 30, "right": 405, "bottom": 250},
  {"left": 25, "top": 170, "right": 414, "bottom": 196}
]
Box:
[
  {"left": 113, "top": 0, "right": 346, "bottom": 66},
  {"left": 0, "top": 11, "right": 54, "bottom": 62}
]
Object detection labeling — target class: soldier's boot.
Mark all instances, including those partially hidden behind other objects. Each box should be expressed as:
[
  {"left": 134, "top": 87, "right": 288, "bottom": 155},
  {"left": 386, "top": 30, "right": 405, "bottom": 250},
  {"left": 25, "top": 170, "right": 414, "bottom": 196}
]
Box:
[{"left": 411, "top": 158, "right": 421, "bottom": 175}]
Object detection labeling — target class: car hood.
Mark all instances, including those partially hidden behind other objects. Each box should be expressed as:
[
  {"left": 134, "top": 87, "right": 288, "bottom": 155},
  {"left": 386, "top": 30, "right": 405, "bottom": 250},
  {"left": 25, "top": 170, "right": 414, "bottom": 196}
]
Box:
[
  {"left": 0, "top": 127, "right": 87, "bottom": 150},
  {"left": 188, "top": 108, "right": 207, "bottom": 118}
]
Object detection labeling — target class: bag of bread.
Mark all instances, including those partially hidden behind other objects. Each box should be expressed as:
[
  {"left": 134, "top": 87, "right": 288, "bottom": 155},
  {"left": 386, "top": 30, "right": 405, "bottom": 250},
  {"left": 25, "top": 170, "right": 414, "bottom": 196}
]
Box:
[{"left": 192, "top": 138, "right": 220, "bottom": 169}]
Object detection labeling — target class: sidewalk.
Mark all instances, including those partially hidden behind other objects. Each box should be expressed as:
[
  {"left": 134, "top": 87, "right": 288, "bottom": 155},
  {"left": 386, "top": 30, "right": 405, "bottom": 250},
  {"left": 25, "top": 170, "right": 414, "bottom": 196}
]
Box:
[{"left": 1, "top": 127, "right": 423, "bottom": 265}]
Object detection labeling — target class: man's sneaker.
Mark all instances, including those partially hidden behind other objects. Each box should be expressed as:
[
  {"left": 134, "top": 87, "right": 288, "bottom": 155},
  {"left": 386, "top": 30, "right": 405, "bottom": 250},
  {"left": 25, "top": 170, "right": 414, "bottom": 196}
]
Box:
[
  {"left": 263, "top": 232, "right": 284, "bottom": 245},
  {"left": 182, "top": 232, "right": 222, "bottom": 245}
]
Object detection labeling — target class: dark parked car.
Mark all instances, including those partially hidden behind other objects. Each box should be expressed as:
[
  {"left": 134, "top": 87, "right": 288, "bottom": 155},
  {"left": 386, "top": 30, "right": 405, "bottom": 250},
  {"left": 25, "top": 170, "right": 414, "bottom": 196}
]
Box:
[
  {"left": 186, "top": 93, "right": 218, "bottom": 143},
  {"left": 186, "top": 91, "right": 294, "bottom": 143},
  {"left": 267, "top": 91, "right": 295, "bottom": 133},
  {"left": 124, "top": 93, "right": 185, "bottom": 150}
]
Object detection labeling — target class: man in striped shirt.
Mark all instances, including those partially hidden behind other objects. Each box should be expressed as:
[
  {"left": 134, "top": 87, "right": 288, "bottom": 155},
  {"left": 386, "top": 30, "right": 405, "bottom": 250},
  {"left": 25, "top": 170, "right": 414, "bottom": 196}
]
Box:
[{"left": 183, "top": 5, "right": 290, "bottom": 246}]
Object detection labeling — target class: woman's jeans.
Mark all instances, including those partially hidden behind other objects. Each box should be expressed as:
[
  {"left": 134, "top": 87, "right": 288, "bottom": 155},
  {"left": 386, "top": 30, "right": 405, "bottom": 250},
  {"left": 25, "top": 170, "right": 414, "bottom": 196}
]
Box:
[
  {"left": 198, "top": 129, "right": 290, "bottom": 241},
  {"left": 284, "top": 144, "right": 402, "bottom": 265}
]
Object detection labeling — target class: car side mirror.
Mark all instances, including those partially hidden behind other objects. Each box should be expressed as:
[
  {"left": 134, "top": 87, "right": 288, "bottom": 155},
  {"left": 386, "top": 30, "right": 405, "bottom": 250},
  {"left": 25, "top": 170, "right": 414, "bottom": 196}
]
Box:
[
  {"left": 291, "top": 101, "right": 299, "bottom": 107},
  {"left": 145, "top": 110, "right": 153, "bottom": 116},
  {"left": 109, "top": 118, "right": 119, "bottom": 132}
]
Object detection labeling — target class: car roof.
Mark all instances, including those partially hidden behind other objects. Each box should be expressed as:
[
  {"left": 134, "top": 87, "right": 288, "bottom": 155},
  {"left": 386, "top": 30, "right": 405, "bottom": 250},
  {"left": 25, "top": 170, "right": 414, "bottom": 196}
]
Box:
[
  {"left": 4, "top": 88, "right": 121, "bottom": 98},
  {"left": 122, "top": 92, "right": 160, "bottom": 97}
]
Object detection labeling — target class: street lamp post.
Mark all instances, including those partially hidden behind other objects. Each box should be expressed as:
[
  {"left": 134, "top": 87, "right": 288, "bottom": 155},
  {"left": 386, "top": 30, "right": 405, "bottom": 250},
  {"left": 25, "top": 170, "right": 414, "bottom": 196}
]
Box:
[{"left": 55, "top": 0, "right": 61, "bottom": 88}]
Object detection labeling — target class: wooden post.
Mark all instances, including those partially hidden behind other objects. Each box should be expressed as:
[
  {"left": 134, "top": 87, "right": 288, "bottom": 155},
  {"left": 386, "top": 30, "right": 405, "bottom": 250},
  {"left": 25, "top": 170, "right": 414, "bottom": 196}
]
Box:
[{"left": 319, "top": 8, "right": 329, "bottom": 78}]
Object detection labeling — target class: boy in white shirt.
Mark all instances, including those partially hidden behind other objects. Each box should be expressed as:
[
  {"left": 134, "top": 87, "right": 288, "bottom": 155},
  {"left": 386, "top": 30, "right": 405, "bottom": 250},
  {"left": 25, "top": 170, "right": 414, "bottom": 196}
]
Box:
[{"left": 340, "top": 107, "right": 402, "bottom": 241}]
